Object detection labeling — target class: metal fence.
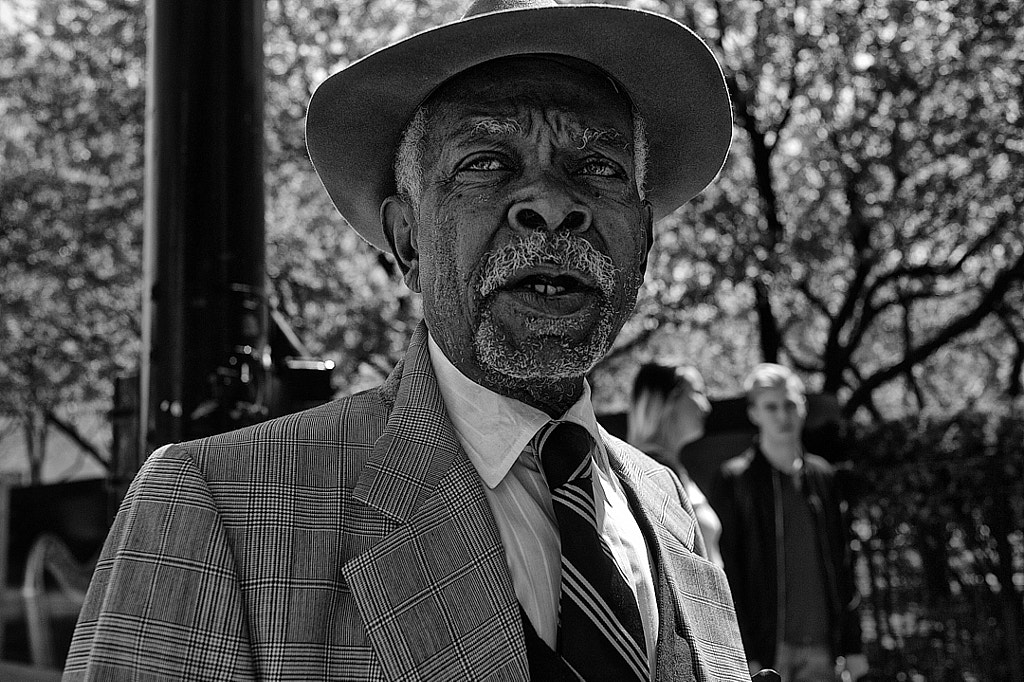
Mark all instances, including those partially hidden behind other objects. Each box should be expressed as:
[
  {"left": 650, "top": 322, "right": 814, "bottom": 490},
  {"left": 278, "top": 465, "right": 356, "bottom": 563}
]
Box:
[{"left": 846, "top": 413, "right": 1024, "bottom": 681}]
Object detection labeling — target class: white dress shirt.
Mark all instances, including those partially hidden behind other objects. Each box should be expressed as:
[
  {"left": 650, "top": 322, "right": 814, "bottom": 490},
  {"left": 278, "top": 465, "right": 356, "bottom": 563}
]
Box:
[{"left": 427, "top": 335, "right": 659, "bottom": 674}]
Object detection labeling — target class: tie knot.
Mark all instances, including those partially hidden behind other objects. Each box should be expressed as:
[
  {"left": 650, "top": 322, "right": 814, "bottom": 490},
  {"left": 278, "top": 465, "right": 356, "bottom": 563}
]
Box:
[{"left": 538, "top": 421, "right": 593, "bottom": 490}]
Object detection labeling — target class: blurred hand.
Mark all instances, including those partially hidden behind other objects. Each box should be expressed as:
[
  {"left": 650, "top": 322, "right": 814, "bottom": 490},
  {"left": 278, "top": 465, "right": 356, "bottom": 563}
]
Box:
[{"left": 844, "top": 653, "right": 869, "bottom": 680}]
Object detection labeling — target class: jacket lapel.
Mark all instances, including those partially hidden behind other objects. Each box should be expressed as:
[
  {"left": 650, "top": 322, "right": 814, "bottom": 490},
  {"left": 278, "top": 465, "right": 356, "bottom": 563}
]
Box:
[
  {"left": 343, "top": 325, "right": 528, "bottom": 681},
  {"left": 604, "top": 431, "right": 748, "bottom": 682}
]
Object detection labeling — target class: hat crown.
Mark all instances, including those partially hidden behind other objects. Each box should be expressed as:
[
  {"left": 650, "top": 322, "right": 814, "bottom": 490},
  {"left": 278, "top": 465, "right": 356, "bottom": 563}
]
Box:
[{"left": 463, "top": 0, "right": 558, "bottom": 19}]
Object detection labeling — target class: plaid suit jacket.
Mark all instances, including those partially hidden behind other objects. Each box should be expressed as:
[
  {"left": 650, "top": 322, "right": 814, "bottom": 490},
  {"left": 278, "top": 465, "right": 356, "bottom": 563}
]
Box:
[{"left": 65, "top": 323, "right": 747, "bottom": 681}]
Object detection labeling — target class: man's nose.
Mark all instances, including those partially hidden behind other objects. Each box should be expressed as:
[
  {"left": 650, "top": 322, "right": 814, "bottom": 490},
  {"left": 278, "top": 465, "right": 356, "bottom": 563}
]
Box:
[{"left": 507, "top": 189, "right": 592, "bottom": 234}]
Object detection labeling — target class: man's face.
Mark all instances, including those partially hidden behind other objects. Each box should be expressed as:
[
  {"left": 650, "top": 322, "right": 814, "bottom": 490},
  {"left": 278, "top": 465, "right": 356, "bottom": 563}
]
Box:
[
  {"left": 386, "top": 56, "right": 653, "bottom": 394},
  {"left": 747, "top": 386, "right": 807, "bottom": 441}
]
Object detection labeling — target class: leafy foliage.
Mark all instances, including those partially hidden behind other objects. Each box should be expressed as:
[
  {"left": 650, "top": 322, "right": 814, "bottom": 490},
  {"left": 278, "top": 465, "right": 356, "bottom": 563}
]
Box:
[
  {"left": 601, "top": 0, "right": 1024, "bottom": 419},
  {"left": 261, "top": 0, "right": 464, "bottom": 393},
  {"left": 0, "top": 0, "right": 145, "bottom": 476},
  {"left": 2, "top": 0, "right": 1022, "bottom": 476}
]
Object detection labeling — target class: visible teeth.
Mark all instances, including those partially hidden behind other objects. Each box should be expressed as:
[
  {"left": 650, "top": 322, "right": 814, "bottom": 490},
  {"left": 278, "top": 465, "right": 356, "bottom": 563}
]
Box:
[{"left": 531, "top": 283, "right": 564, "bottom": 296}]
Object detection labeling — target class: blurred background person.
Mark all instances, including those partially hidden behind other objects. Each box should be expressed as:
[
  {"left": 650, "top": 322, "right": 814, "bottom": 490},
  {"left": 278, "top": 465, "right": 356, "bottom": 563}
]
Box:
[
  {"left": 628, "top": 362, "right": 722, "bottom": 568},
  {"left": 710, "top": 363, "right": 867, "bottom": 681}
]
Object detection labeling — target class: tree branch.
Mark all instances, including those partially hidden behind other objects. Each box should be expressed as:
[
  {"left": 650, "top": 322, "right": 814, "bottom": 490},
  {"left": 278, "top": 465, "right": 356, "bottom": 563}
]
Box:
[
  {"left": 821, "top": 169, "right": 875, "bottom": 391},
  {"left": 845, "top": 251, "right": 1024, "bottom": 414},
  {"left": 901, "top": 297, "right": 926, "bottom": 410},
  {"left": 753, "top": 277, "right": 782, "bottom": 363},
  {"left": 996, "top": 306, "right": 1024, "bottom": 398},
  {"left": 797, "top": 277, "right": 832, "bottom": 317},
  {"left": 45, "top": 410, "right": 111, "bottom": 471},
  {"left": 769, "top": 11, "right": 806, "bottom": 153},
  {"left": 873, "top": 213, "right": 1010, "bottom": 288}
]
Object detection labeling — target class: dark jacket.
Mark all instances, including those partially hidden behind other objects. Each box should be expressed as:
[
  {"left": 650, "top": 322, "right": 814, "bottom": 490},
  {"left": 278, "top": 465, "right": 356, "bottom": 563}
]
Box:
[{"left": 710, "top": 444, "right": 862, "bottom": 667}]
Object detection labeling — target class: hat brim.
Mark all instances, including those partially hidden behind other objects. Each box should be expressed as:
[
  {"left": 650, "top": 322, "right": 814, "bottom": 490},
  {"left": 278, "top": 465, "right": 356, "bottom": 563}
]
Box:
[{"left": 306, "top": 4, "right": 733, "bottom": 252}]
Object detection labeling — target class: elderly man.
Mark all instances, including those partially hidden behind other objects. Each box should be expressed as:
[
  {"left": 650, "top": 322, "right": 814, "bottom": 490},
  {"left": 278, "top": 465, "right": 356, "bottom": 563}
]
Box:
[{"left": 67, "top": 0, "right": 752, "bottom": 679}]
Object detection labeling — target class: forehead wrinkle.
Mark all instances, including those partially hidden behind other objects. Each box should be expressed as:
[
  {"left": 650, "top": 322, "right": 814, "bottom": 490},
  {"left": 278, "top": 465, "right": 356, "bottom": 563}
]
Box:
[{"left": 536, "top": 107, "right": 631, "bottom": 154}]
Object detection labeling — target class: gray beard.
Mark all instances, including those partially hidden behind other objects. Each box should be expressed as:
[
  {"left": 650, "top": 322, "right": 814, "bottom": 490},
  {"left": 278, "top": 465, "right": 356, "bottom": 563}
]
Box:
[
  {"left": 471, "top": 231, "right": 637, "bottom": 383},
  {"left": 473, "top": 301, "right": 620, "bottom": 381}
]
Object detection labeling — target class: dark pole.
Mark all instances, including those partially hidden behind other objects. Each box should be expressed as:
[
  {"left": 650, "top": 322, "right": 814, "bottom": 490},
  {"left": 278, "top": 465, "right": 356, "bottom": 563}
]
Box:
[{"left": 139, "top": 1, "right": 267, "bottom": 465}]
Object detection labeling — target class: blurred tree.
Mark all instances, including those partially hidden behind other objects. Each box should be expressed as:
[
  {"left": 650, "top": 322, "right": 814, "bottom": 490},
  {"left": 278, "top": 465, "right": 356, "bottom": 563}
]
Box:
[
  {"left": 0, "top": 0, "right": 145, "bottom": 480},
  {"left": 261, "top": 0, "right": 465, "bottom": 394},
  {"left": 600, "top": 0, "right": 1024, "bottom": 418},
  {"left": 3, "top": 0, "right": 1022, "bottom": 460}
]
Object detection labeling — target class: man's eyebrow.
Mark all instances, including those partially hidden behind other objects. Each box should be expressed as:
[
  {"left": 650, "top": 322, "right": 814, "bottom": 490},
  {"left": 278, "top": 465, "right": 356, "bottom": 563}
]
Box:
[
  {"left": 452, "top": 117, "right": 525, "bottom": 140},
  {"left": 575, "top": 126, "right": 627, "bottom": 150},
  {"left": 450, "top": 117, "right": 629, "bottom": 152}
]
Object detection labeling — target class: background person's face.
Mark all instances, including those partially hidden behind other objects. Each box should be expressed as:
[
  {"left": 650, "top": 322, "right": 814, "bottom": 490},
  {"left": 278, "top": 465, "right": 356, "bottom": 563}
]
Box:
[
  {"left": 748, "top": 386, "right": 807, "bottom": 441},
  {"left": 407, "top": 56, "right": 652, "bottom": 391}
]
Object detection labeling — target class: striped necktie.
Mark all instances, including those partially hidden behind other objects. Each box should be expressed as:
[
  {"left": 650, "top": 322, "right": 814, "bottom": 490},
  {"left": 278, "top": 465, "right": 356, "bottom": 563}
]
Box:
[{"left": 536, "top": 421, "right": 648, "bottom": 681}]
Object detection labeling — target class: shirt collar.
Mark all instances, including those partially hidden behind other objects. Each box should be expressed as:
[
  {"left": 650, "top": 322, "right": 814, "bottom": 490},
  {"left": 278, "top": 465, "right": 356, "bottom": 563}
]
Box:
[{"left": 427, "top": 332, "right": 605, "bottom": 489}]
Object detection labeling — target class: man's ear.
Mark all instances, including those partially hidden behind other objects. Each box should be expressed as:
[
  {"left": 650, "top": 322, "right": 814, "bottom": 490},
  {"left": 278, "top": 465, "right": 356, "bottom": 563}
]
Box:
[
  {"left": 638, "top": 200, "right": 655, "bottom": 271},
  {"left": 747, "top": 403, "right": 761, "bottom": 428},
  {"left": 381, "top": 194, "right": 421, "bottom": 292}
]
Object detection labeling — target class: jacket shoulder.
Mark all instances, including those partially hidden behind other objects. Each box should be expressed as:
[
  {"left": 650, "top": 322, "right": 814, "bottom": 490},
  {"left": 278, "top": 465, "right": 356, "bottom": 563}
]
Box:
[
  {"left": 603, "top": 431, "right": 654, "bottom": 467},
  {"left": 172, "top": 385, "right": 393, "bottom": 481},
  {"left": 719, "top": 448, "right": 756, "bottom": 478},
  {"left": 602, "top": 430, "right": 679, "bottom": 485},
  {"left": 802, "top": 451, "right": 835, "bottom": 473}
]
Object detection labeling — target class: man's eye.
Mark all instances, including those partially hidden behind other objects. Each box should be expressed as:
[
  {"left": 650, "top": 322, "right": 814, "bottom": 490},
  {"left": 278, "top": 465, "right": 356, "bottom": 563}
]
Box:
[
  {"left": 577, "top": 157, "right": 625, "bottom": 178},
  {"left": 460, "top": 156, "right": 506, "bottom": 172}
]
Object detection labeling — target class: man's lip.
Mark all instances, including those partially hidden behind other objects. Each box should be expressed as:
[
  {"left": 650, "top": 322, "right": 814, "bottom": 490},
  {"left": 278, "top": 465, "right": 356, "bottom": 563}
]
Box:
[
  {"left": 482, "top": 265, "right": 597, "bottom": 297},
  {"left": 492, "top": 288, "right": 598, "bottom": 318}
]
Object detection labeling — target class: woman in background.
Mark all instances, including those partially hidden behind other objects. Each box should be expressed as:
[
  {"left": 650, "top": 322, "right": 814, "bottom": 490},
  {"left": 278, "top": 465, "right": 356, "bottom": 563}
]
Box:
[{"left": 628, "top": 362, "right": 723, "bottom": 567}]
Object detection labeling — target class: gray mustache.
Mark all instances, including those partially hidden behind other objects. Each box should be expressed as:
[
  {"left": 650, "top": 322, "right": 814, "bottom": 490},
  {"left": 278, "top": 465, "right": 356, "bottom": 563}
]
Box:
[{"left": 478, "top": 232, "right": 618, "bottom": 298}]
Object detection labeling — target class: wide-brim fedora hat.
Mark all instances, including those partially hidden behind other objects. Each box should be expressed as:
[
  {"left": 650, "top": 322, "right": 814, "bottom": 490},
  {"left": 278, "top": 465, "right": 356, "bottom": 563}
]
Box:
[{"left": 306, "top": 0, "right": 733, "bottom": 252}]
